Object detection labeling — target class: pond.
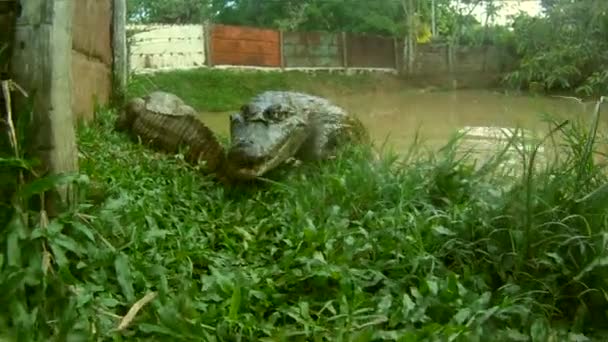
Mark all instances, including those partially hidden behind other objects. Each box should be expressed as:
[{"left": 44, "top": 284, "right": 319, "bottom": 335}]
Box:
[{"left": 198, "top": 89, "right": 607, "bottom": 161}]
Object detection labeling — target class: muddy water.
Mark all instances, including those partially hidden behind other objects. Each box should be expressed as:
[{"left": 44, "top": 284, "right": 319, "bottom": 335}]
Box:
[{"left": 198, "top": 89, "right": 606, "bottom": 155}]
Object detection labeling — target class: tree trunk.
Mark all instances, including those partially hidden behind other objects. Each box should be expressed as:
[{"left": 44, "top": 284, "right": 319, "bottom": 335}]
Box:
[
  {"left": 113, "top": 0, "right": 128, "bottom": 105},
  {"left": 431, "top": 0, "right": 436, "bottom": 37},
  {"left": 11, "top": 0, "right": 78, "bottom": 216},
  {"left": 402, "top": 0, "right": 417, "bottom": 75}
]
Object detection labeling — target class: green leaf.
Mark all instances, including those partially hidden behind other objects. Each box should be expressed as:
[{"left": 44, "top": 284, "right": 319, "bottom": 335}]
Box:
[
  {"left": 114, "top": 253, "right": 135, "bottom": 303},
  {"left": 99, "top": 297, "right": 121, "bottom": 308},
  {"left": 71, "top": 221, "right": 96, "bottom": 242},
  {"left": 138, "top": 323, "right": 179, "bottom": 336},
  {"left": 18, "top": 172, "right": 81, "bottom": 201},
  {"left": 0, "top": 157, "right": 33, "bottom": 171},
  {"left": 530, "top": 318, "right": 549, "bottom": 342},
  {"left": 228, "top": 283, "right": 241, "bottom": 321},
  {"left": 49, "top": 243, "right": 69, "bottom": 268},
  {"left": 568, "top": 333, "right": 590, "bottom": 342},
  {"left": 454, "top": 308, "right": 470, "bottom": 325},
  {"left": 6, "top": 219, "right": 23, "bottom": 267},
  {"left": 426, "top": 278, "right": 439, "bottom": 296},
  {"left": 432, "top": 225, "right": 456, "bottom": 236},
  {"left": 52, "top": 233, "right": 86, "bottom": 256},
  {"left": 377, "top": 294, "right": 392, "bottom": 315},
  {"left": 402, "top": 293, "right": 415, "bottom": 318}
]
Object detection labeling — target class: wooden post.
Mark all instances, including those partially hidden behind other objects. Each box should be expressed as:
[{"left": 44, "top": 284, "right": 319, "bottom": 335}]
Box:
[
  {"left": 341, "top": 32, "right": 348, "bottom": 70},
  {"left": 279, "top": 30, "right": 285, "bottom": 69},
  {"left": 11, "top": 0, "right": 78, "bottom": 215},
  {"left": 204, "top": 21, "right": 213, "bottom": 67},
  {"left": 447, "top": 42, "right": 454, "bottom": 74},
  {"left": 393, "top": 38, "right": 399, "bottom": 72},
  {"left": 113, "top": 0, "right": 128, "bottom": 104}
]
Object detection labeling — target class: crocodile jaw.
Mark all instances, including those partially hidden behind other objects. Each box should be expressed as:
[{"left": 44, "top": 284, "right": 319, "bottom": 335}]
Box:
[
  {"left": 228, "top": 132, "right": 307, "bottom": 179},
  {"left": 226, "top": 114, "right": 309, "bottom": 180}
]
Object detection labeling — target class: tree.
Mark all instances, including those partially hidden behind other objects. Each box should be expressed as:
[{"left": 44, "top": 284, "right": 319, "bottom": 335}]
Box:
[
  {"left": 504, "top": 0, "right": 608, "bottom": 95},
  {"left": 125, "top": 0, "right": 487, "bottom": 42},
  {"left": 127, "top": 0, "right": 213, "bottom": 24}
]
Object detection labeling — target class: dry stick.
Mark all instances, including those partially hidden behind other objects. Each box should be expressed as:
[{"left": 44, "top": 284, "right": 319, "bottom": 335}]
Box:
[
  {"left": 116, "top": 292, "right": 158, "bottom": 331},
  {"left": 39, "top": 208, "right": 54, "bottom": 276},
  {"left": 2, "top": 80, "right": 53, "bottom": 274},
  {"left": 2, "top": 80, "right": 27, "bottom": 219},
  {"left": 2, "top": 78, "right": 29, "bottom": 164},
  {"left": 1, "top": 80, "right": 18, "bottom": 157}
]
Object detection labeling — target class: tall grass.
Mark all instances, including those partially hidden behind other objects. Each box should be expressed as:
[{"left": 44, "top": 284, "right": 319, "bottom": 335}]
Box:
[{"left": 2, "top": 98, "right": 608, "bottom": 340}]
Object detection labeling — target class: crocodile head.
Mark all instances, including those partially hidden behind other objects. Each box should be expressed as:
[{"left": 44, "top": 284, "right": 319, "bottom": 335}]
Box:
[{"left": 225, "top": 100, "right": 310, "bottom": 180}]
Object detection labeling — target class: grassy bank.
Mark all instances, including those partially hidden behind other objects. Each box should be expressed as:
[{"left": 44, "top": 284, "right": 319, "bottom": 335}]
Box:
[
  {"left": 3, "top": 104, "right": 608, "bottom": 340},
  {"left": 127, "top": 68, "right": 408, "bottom": 112}
]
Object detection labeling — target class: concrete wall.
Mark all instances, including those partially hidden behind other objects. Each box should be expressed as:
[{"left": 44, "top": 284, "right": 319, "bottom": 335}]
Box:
[
  {"left": 125, "top": 23, "right": 513, "bottom": 87},
  {"left": 282, "top": 32, "right": 343, "bottom": 68},
  {"left": 408, "top": 43, "right": 511, "bottom": 87},
  {"left": 211, "top": 24, "right": 281, "bottom": 67},
  {"left": 346, "top": 34, "right": 396, "bottom": 69},
  {"left": 128, "top": 24, "right": 207, "bottom": 72},
  {"left": 72, "top": 0, "right": 113, "bottom": 122}
]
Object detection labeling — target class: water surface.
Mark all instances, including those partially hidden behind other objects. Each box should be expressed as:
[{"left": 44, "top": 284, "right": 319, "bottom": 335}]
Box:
[{"left": 198, "top": 89, "right": 606, "bottom": 156}]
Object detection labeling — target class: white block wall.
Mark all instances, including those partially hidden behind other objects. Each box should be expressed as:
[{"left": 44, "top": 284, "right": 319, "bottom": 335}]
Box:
[{"left": 127, "top": 24, "right": 207, "bottom": 72}]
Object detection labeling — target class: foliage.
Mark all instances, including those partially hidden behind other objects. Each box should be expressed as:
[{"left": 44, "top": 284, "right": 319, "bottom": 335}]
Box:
[
  {"left": 126, "top": 0, "right": 486, "bottom": 40},
  {"left": 0, "top": 66, "right": 90, "bottom": 340},
  {"left": 127, "top": 0, "right": 213, "bottom": 24},
  {"left": 503, "top": 0, "right": 608, "bottom": 96},
  {"left": 2, "top": 94, "right": 608, "bottom": 339}
]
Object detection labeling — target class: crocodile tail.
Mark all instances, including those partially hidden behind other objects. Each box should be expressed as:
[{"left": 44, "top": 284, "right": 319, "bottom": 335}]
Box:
[
  {"left": 130, "top": 112, "right": 227, "bottom": 175},
  {"left": 175, "top": 114, "right": 226, "bottom": 174}
]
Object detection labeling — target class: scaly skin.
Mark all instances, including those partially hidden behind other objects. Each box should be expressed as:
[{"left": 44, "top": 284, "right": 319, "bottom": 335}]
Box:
[
  {"left": 224, "top": 91, "right": 369, "bottom": 180},
  {"left": 115, "top": 91, "right": 225, "bottom": 175},
  {"left": 116, "top": 90, "right": 369, "bottom": 182}
]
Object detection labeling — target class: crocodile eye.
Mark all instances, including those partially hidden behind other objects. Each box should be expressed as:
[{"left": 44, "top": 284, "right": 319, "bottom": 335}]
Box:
[
  {"left": 263, "top": 105, "right": 281, "bottom": 121},
  {"left": 230, "top": 113, "right": 241, "bottom": 123},
  {"left": 241, "top": 104, "right": 253, "bottom": 118},
  {"left": 279, "top": 106, "right": 295, "bottom": 120}
]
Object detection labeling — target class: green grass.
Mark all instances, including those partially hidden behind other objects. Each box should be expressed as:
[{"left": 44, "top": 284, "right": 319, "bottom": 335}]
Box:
[
  {"left": 3, "top": 103, "right": 608, "bottom": 340},
  {"left": 127, "top": 68, "right": 404, "bottom": 112}
]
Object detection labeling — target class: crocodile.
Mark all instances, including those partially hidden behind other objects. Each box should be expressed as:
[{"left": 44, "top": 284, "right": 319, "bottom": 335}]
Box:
[
  {"left": 115, "top": 91, "right": 225, "bottom": 174},
  {"left": 223, "top": 91, "right": 369, "bottom": 180},
  {"left": 116, "top": 90, "right": 368, "bottom": 182}
]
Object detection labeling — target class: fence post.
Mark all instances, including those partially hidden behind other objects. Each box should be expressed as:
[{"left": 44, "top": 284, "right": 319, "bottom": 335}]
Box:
[
  {"left": 341, "top": 32, "right": 348, "bottom": 70},
  {"left": 112, "top": 0, "right": 128, "bottom": 103},
  {"left": 279, "top": 30, "right": 285, "bottom": 69},
  {"left": 393, "top": 38, "right": 399, "bottom": 72},
  {"left": 11, "top": 0, "right": 79, "bottom": 216},
  {"left": 204, "top": 21, "right": 213, "bottom": 67},
  {"left": 447, "top": 43, "right": 453, "bottom": 74}
]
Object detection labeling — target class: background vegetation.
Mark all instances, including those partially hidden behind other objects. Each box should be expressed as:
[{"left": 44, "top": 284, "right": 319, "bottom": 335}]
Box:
[
  {"left": 504, "top": 0, "right": 608, "bottom": 96},
  {"left": 126, "top": 0, "right": 608, "bottom": 96}
]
